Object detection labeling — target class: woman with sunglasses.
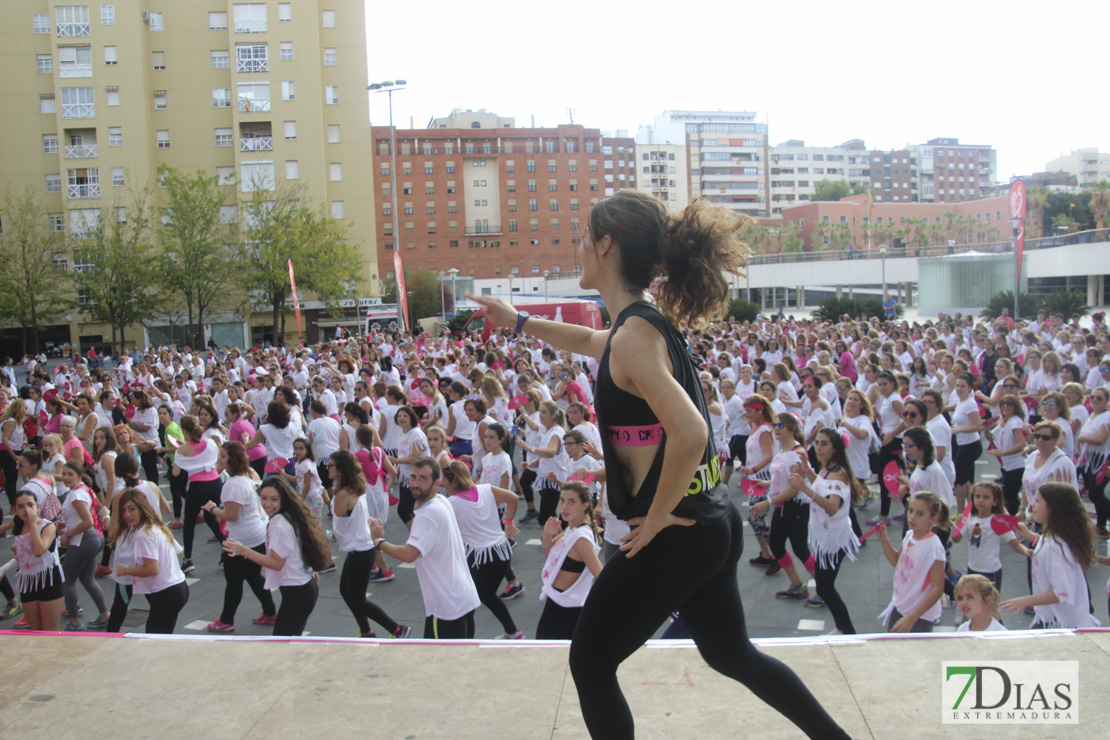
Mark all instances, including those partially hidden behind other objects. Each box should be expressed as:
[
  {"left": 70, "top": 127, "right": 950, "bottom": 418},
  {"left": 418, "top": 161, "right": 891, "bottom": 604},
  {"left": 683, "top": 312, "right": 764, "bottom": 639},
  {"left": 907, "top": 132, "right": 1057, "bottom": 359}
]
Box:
[
  {"left": 1021, "top": 421, "right": 1078, "bottom": 524},
  {"left": 986, "top": 394, "right": 1029, "bottom": 516},
  {"left": 920, "top": 389, "right": 955, "bottom": 486},
  {"left": 800, "top": 377, "right": 832, "bottom": 471},
  {"left": 1039, "top": 391, "right": 1074, "bottom": 457},
  {"left": 1077, "top": 387, "right": 1110, "bottom": 537}
]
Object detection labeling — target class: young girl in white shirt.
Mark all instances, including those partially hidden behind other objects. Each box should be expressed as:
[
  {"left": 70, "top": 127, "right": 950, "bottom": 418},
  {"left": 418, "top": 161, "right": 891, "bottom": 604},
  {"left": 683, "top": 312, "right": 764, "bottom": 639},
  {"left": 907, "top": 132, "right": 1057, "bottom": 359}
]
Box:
[
  {"left": 952, "top": 482, "right": 1029, "bottom": 592},
  {"left": 955, "top": 574, "right": 1007, "bottom": 632},
  {"left": 877, "top": 491, "right": 949, "bottom": 632},
  {"left": 288, "top": 438, "right": 326, "bottom": 537},
  {"left": 536, "top": 482, "right": 603, "bottom": 640},
  {"left": 112, "top": 489, "right": 189, "bottom": 634}
]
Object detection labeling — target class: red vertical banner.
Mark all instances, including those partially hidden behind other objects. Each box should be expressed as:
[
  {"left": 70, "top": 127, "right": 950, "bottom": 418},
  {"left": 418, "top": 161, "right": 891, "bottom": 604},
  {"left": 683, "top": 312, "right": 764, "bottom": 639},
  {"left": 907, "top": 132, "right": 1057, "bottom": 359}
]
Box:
[
  {"left": 393, "top": 251, "right": 409, "bottom": 331},
  {"left": 1009, "top": 179, "right": 1027, "bottom": 278},
  {"left": 287, "top": 259, "right": 303, "bottom": 341}
]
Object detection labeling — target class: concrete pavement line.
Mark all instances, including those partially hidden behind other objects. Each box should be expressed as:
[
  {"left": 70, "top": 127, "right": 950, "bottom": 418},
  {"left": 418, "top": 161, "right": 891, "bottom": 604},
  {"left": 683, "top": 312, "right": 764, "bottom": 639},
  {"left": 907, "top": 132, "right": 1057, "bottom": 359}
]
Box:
[
  {"left": 551, "top": 652, "right": 573, "bottom": 739},
  {"left": 828, "top": 643, "right": 877, "bottom": 740}
]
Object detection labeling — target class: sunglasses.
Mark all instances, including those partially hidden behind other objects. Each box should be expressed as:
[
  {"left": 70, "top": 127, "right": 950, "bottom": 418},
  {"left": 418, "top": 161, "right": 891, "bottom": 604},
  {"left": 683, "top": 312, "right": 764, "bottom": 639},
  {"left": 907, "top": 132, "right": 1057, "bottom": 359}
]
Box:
[
  {"left": 771, "top": 422, "right": 786, "bottom": 429},
  {"left": 1042, "top": 402, "right": 1057, "bottom": 409},
  {"left": 1033, "top": 433, "right": 1054, "bottom": 441},
  {"left": 902, "top": 411, "right": 919, "bottom": 419}
]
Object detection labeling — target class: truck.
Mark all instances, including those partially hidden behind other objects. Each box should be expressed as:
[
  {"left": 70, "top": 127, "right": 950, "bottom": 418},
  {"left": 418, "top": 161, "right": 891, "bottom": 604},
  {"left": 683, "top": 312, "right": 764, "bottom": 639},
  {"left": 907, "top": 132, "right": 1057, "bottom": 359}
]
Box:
[{"left": 462, "top": 299, "right": 603, "bottom": 341}]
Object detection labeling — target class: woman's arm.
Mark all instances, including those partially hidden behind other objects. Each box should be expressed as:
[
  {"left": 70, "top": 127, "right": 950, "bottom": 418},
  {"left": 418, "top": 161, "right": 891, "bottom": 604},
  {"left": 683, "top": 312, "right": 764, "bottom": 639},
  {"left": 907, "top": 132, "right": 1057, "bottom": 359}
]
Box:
[
  {"left": 876, "top": 524, "right": 901, "bottom": 568},
  {"left": 1077, "top": 423, "right": 1110, "bottom": 447},
  {"left": 740, "top": 433, "right": 773, "bottom": 476},
  {"left": 223, "top": 539, "right": 286, "bottom": 570},
  {"left": 117, "top": 556, "right": 159, "bottom": 579},
  {"left": 840, "top": 419, "right": 870, "bottom": 440},
  {"left": 571, "top": 537, "right": 605, "bottom": 577},
  {"left": 520, "top": 434, "right": 560, "bottom": 459},
  {"left": 65, "top": 499, "right": 96, "bottom": 539},
  {"left": 490, "top": 485, "right": 520, "bottom": 537},
  {"left": 467, "top": 294, "right": 610, "bottom": 359},
  {"left": 28, "top": 520, "right": 56, "bottom": 557},
  {"left": 952, "top": 410, "right": 983, "bottom": 435},
  {"left": 205, "top": 499, "right": 241, "bottom": 522},
  {"left": 2, "top": 421, "right": 18, "bottom": 463}
]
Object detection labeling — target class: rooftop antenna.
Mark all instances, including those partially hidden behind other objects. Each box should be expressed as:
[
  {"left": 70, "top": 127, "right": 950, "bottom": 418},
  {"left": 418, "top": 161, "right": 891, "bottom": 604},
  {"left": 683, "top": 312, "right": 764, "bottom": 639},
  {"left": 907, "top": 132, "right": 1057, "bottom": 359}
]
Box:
[{"left": 566, "top": 107, "right": 575, "bottom": 124}]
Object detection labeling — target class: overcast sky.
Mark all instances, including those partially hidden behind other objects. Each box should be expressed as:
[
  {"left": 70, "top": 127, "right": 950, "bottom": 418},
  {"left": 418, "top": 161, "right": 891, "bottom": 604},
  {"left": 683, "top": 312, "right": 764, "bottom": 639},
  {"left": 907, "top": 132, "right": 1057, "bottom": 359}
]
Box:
[{"left": 365, "top": 0, "right": 1106, "bottom": 182}]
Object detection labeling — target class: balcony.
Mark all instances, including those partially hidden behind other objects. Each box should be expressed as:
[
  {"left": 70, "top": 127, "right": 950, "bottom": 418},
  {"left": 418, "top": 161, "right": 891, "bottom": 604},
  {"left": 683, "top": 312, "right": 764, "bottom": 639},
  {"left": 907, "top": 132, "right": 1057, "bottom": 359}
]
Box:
[
  {"left": 56, "top": 21, "right": 90, "bottom": 37},
  {"left": 59, "top": 63, "right": 93, "bottom": 78},
  {"left": 61, "top": 103, "right": 95, "bottom": 119},
  {"left": 236, "top": 58, "right": 268, "bottom": 73},
  {"left": 465, "top": 226, "right": 502, "bottom": 235},
  {"left": 240, "top": 137, "right": 272, "bottom": 152},
  {"left": 65, "top": 144, "right": 97, "bottom": 159},
  {"left": 234, "top": 19, "right": 267, "bottom": 33},
  {"left": 238, "top": 98, "right": 270, "bottom": 113},
  {"left": 68, "top": 183, "right": 100, "bottom": 199}
]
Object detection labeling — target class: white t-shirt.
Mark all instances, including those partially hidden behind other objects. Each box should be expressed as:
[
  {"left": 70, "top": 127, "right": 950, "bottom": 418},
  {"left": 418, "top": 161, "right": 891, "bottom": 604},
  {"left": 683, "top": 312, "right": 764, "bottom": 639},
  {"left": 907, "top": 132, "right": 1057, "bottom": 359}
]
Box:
[
  {"left": 260, "top": 423, "right": 299, "bottom": 461},
  {"left": 407, "top": 494, "right": 481, "bottom": 620},
  {"left": 957, "top": 617, "right": 1007, "bottom": 632},
  {"left": 221, "top": 475, "right": 268, "bottom": 548},
  {"left": 295, "top": 458, "right": 324, "bottom": 503},
  {"left": 534, "top": 425, "right": 568, "bottom": 482},
  {"left": 952, "top": 397, "right": 981, "bottom": 446},
  {"left": 307, "top": 416, "right": 341, "bottom": 460},
  {"left": 264, "top": 513, "right": 314, "bottom": 589},
  {"left": 883, "top": 531, "right": 946, "bottom": 625},
  {"left": 397, "top": 427, "right": 430, "bottom": 484},
  {"left": 964, "top": 514, "right": 1017, "bottom": 573},
  {"left": 910, "top": 460, "right": 954, "bottom": 508},
  {"left": 60, "top": 486, "right": 96, "bottom": 547},
  {"left": 839, "top": 415, "right": 872, "bottom": 479},
  {"left": 129, "top": 527, "right": 186, "bottom": 595},
  {"left": 447, "top": 484, "right": 511, "bottom": 565},
  {"left": 992, "top": 416, "right": 1026, "bottom": 472},
  {"left": 1021, "top": 449, "right": 1078, "bottom": 509},
  {"left": 926, "top": 415, "right": 956, "bottom": 484},
  {"left": 330, "top": 492, "right": 374, "bottom": 553},
  {"left": 878, "top": 392, "right": 904, "bottom": 437},
  {"left": 479, "top": 450, "right": 512, "bottom": 489},
  {"left": 1031, "top": 535, "right": 1099, "bottom": 629}
]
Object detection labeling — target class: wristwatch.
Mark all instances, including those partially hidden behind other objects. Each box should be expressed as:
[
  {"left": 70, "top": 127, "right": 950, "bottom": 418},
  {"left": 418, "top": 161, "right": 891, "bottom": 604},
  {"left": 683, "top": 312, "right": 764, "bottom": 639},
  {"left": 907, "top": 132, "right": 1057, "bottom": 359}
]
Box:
[{"left": 515, "top": 311, "right": 530, "bottom": 334}]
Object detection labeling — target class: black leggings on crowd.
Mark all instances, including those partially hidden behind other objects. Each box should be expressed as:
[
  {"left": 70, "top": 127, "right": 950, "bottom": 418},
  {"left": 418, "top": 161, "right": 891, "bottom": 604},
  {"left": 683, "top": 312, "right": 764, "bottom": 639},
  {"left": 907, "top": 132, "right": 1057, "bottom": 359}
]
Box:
[
  {"left": 107, "top": 582, "right": 132, "bottom": 633},
  {"left": 536, "top": 599, "right": 582, "bottom": 640},
  {"left": 1083, "top": 468, "right": 1110, "bottom": 531},
  {"left": 275, "top": 579, "right": 318, "bottom": 636},
  {"left": 519, "top": 468, "right": 537, "bottom": 505},
  {"left": 140, "top": 449, "right": 160, "bottom": 487},
  {"left": 145, "top": 581, "right": 189, "bottom": 634},
  {"left": 221, "top": 542, "right": 275, "bottom": 625},
  {"left": 339, "top": 548, "right": 399, "bottom": 636},
  {"left": 1, "top": 449, "right": 21, "bottom": 510},
  {"left": 469, "top": 552, "right": 517, "bottom": 634},
  {"left": 0, "top": 575, "right": 15, "bottom": 602},
  {"left": 1000, "top": 467, "right": 1024, "bottom": 516},
  {"left": 815, "top": 550, "right": 855, "bottom": 634},
  {"left": 397, "top": 484, "right": 415, "bottom": 524},
  {"left": 877, "top": 438, "right": 903, "bottom": 517},
  {"left": 727, "top": 434, "right": 748, "bottom": 469},
  {"left": 182, "top": 478, "right": 224, "bottom": 560},
  {"left": 769, "top": 500, "right": 811, "bottom": 568},
  {"left": 568, "top": 501, "right": 850, "bottom": 740},
  {"left": 537, "top": 480, "right": 560, "bottom": 526},
  {"left": 168, "top": 467, "right": 187, "bottom": 520},
  {"left": 423, "top": 610, "right": 475, "bottom": 639},
  {"left": 249, "top": 457, "right": 266, "bottom": 481}
]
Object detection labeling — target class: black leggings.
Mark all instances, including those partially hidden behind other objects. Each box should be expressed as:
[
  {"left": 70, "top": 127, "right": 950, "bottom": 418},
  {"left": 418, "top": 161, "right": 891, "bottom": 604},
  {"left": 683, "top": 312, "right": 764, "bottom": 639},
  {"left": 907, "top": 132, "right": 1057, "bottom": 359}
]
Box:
[
  {"left": 1083, "top": 468, "right": 1110, "bottom": 531},
  {"left": 140, "top": 449, "right": 160, "bottom": 487},
  {"left": 168, "top": 467, "right": 187, "bottom": 520},
  {"left": 107, "top": 582, "right": 132, "bottom": 633},
  {"left": 397, "top": 483, "right": 415, "bottom": 524},
  {"left": 538, "top": 480, "right": 560, "bottom": 526},
  {"left": 469, "top": 552, "right": 517, "bottom": 634},
  {"left": 814, "top": 550, "right": 855, "bottom": 634},
  {"left": 249, "top": 457, "right": 266, "bottom": 480},
  {"left": 275, "top": 579, "right": 318, "bottom": 636},
  {"left": 877, "top": 438, "right": 903, "bottom": 516},
  {"left": 1000, "top": 467, "right": 1024, "bottom": 516},
  {"left": 220, "top": 542, "right": 275, "bottom": 625},
  {"left": 519, "top": 468, "right": 537, "bottom": 505},
  {"left": 769, "top": 500, "right": 811, "bottom": 568},
  {"left": 1, "top": 449, "right": 21, "bottom": 510},
  {"left": 536, "top": 598, "right": 582, "bottom": 640},
  {"left": 0, "top": 575, "right": 14, "bottom": 602},
  {"left": 182, "top": 478, "right": 223, "bottom": 560},
  {"left": 568, "top": 501, "right": 849, "bottom": 739},
  {"left": 339, "top": 548, "right": 399, "bottom": 636},
  {"left": 144, "top": 580, "right": 189, "bottom": 634},
  {"left": 727, "top": 434, "right": 748, "bottom": 468},
  {"left": 423, "top": 610, "right": 475, "bottom": 639}
]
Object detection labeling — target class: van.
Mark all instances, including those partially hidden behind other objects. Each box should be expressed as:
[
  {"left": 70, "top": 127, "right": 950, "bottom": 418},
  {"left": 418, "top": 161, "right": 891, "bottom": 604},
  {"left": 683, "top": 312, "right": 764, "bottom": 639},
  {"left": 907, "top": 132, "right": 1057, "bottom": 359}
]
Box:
[{"left": 462, "top": 299, "right": 603, "bottom": 341}]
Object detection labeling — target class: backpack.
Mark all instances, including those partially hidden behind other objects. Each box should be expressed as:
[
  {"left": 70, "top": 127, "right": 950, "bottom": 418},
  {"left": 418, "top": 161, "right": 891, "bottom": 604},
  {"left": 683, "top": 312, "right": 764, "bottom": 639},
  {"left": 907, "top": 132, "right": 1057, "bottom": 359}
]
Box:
[{"left": 26, "top": 478, "right": 66, "bottom": 540}]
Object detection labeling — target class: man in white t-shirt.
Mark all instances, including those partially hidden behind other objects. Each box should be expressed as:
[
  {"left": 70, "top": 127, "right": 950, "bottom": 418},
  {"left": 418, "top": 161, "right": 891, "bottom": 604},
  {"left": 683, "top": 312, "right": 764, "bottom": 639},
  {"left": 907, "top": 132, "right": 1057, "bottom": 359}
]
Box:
[{"left": 370, "top": 457, "right": 479, "bottom": 639}]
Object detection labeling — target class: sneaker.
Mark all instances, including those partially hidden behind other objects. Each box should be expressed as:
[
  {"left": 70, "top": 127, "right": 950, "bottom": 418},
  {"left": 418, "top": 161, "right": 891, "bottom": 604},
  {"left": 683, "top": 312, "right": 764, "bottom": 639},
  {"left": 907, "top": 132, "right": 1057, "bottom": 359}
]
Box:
[
  {"left": 499, "top": 582, "right": 525, "bottom": 600},
  {"left": 0, "top": 600, "right": 21, "bottom": 620},
  {"left": 369, "top": 568, "right": 394, "bottom": 582},
  {"left": 182, "top": 560, "right": 195, "bottom": 574},
  {"left": 891, "top": 513, "right": 905, "bottom": 522},
  {"left": 854, "top": 492, "right": 876, "bottom": 510},
  {"left": 62, "top": 604, "right": 82, "bottom": 617},
  {"left": 206, "top": 536, "right": 219, "bottom": 544},
  {"left": 359, "top": 631, "right": 378, "bottom": 638},
  {"left": 169, "top": 520, "right": 184, "bottom": 530},
  {"left": 94, "top": 566, "right": 112, "bottom": 579},
  {"left": 764, "top": 561, "right": 782, "bottom": 576},
  {"left": 805, "top": 596, "right": 826, "bottom": 608},
  {"left": 865, "top": 516, "right": 885, "bottom": 527},
  {"left": 319, "top": 563, "right": 337, "bottom": 574},
  {"left": 776, "top": 583, "right": 809, "bottom": 600},
  {"left": 13, "top": 616, "right": 29, "bottom": 629},
  {"left": 64, "top": 621, "right": 87, "bottom": 632},
  {"left": 392, "top": 624, "right": 412, "bottom": 639},
  {"left": 748, "top": 555, "right": 775, "bottom": 568},
  {"left": 496, "top": 629, "right": 525, "bottom": 639},
  {"left": 207, "top": 619, "right": 235, "bottom": 633},
  {"left": 86, "top": 616, "right": 109, "bottom": 630},
  {"left": 252, "top": 613, "right": 277, "bottom": 625},
  {"left": 520, "top": 510, "right": 538, "bottom": 523}
]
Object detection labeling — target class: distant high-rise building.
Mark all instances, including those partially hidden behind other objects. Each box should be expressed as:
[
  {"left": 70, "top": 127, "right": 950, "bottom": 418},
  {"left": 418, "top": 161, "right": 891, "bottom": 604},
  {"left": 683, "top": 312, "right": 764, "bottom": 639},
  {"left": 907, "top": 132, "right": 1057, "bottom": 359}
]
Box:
[
  {"left": 1045, "top": 148, "right": 1110, "bottom": 188},
  {"left": 633, "top": 143, "right": 688, "bottom": 209},
  {"left": 769, "top": 139, "right": 869, "bottom": 214},
  {"left": 869, "top": 138, "right": 996, "bottom": 204}
]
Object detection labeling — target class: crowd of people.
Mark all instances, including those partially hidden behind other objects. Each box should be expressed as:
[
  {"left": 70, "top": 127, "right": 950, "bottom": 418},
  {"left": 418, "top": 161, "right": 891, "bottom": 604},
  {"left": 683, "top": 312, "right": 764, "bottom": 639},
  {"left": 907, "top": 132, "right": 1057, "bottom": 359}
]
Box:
[{"left": 3, "top": 191, "right": 1109, "bottom": 736}]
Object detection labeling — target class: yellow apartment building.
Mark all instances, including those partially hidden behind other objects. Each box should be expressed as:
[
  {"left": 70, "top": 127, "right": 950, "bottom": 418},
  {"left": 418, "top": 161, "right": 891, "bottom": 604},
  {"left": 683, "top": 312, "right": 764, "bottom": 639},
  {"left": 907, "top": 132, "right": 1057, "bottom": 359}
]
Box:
[{"left": 0, "top": 0, "right": 378, "bottom": 353}]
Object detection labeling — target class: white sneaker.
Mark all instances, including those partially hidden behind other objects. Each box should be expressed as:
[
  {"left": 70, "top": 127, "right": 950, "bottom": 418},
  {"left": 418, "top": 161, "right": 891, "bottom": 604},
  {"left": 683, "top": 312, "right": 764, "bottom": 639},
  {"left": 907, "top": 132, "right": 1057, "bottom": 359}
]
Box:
[{"left": 495, "top": 629, "right": 525, "bottom": 639}]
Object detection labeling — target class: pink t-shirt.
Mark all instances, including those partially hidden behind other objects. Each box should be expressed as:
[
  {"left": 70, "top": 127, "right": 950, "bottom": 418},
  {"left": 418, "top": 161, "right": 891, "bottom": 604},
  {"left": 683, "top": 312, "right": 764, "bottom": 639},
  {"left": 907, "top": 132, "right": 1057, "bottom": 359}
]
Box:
[{"left": 231, "top": 419, "right": 266, "bottom": 461}]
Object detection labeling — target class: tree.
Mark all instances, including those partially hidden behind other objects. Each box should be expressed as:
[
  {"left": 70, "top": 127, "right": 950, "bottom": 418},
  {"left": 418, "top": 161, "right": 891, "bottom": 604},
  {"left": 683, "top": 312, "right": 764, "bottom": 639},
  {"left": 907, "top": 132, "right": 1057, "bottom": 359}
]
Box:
[
  {"left": 738, "top": 219, "right": 771, "bottom": 255},
  {"left": 1027, "top": 186, "right": 1051, "bottom": 239},
  {"left": 233, "top": 179, "right": 361, "bottom": 344},
  {"left": 381, "top": 266, "right": 453, "bottom": 325},
  {"left": 980, "top": 290, "right": 1038, "bottom": 320},
  {"left": 1039, "top": 290, "right": 1090, "bottom": 319},
  {"left": 157, "top": 165, "right": 238, "bottom": 348},
  {"left": 0, "top": 188, "right": 75, "bottom": 354},
  {"left": 851, "top": 183, "right": 869, "bottom": 195},
  {"left": 776, "top": 222, "right": 803, "bottom": 253},
  {"left": 811, "top": 179, "right": 851, "bottom": 202},
  {"left": 71, "top": 189, "right": 164, "bottom": 354},
  {"left": 1089, "top": 180, "right": 1110, "bottom": 230}
]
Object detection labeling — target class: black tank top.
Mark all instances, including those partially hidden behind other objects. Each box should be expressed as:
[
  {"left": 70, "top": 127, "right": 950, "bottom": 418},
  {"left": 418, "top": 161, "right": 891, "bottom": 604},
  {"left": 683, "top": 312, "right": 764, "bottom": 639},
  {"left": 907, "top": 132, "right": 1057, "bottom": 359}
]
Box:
[{"left": 595, "top": 302, "right": 729, "bottom": 526}]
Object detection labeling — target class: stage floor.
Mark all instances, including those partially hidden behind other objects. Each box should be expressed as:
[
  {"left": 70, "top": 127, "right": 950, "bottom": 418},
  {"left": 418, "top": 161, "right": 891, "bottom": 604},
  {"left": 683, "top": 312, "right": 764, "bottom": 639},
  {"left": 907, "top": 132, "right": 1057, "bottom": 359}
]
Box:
[{"left": 1, "top": 630, "right": 1105, "bottom": 738}]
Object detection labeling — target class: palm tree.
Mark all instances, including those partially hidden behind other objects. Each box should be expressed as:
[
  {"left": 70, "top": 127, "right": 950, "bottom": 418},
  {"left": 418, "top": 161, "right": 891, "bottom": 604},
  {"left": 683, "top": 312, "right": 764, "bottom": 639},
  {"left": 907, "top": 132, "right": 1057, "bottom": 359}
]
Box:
[
  {"left": 1052, "top": 212, "right": 1080, "bottom": 235},
  {"left": 1027, "top": 186, "right": 1050, "bottom": 239},
  {"left": 942, "top": 211, "right": 959, "bottom": 243},
  {"left": 1089, "top": 180, "right": 1110, "bottom": 230}
]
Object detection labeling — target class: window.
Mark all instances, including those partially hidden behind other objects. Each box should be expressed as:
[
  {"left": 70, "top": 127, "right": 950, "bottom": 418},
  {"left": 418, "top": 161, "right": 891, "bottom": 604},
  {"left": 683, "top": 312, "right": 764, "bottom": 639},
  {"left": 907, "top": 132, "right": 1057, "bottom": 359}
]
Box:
[
  {"left": 33, "top": 14, "right": 50, "bottom": 33},
  {"left": 236, "top": 81, "right": 270, "bottom": 111},
  {"left": 278, "top": 3, "right": 291, "bottom": 21},
  {"left": 509, "top": 219, "right": 517, "bottom": 232},
  {"left": 154, "top": 91, "right": 167, "bottom": 109},
  {"left": 282, "top": 81, "right": 295, "bottom": 100},
  {"left": 46, "top": 174, "right": 62, "bottom": 193},
  {"left": 208, "top": 11, "right": 227, "bottom": 29},
  {"left": 329, "top": 162, "right": 342, "bottom": 181},
  {"left": 426, "top": 222, "right": 436, "bottom": 234},
  {"left": 105, "top": 87, "right": 119, "bottom": 106},
  {"left": 331, "top": 201, "right": 344, "bottom": 219},
  {"left": 58, "top": 46, "right": 92, "bottom": 76},
  {"left": 40, "top": 95, "right": 56, "bottom": 114},
  {"left": 447, "top": 202, "right": 456, "bottom": 214},
  {"left": 56, "top": 6, "right": 91, "bottom": 37},
  {"left": 283, "top": 121, "right": 296, "bottom": 139},
  {"left": 529, "top": 199, "right": 537, "bottom": 211},
  {"left": 211, "top": 50, "right": 230, "bottom": 69},
  {"left": 108, "top": 127, "right": 121, "bottom": 146},
  {"left": 426, "top": 203, "right": 435, "bottom": 214},
  {"left": 156, "top": 130, "right": 170, "bottom": 149},
  {"left": 37, "top": 55, "right": 53, "bottom": 74},
  {"left": 216, "top": 166, "right": 235, "bottom": 185},
  {"left": 233, "top": 4, "right": 267, "bottom": 33},
  {"left": 528, "top": 180, "right": 536, "bottom": 192},
  {"left": 240, "top": 162, "right": 275, "bottom": 192},
  {"left": 103, "top": 46, "right": 116, "bottom": 65},
  {"left": 322, "top": 9, "right": 335, "bottom": 27},
  {"left": 148, "top": 11, "right": 162, "bottom": 31},
  {"left": 60, "top": 87, "right": 94, "bottom": 118},
  {"left": 219, "top": 205, "right": 238, "bottom": 224},
  {"left": 42, "top": 134, "right": 59, "bottom": 154},
  {"left": 49, "top": 214, "right": 65, "bottom": 232},
  {"left": 323, "top": 48, "right": 336, "bottom": 66},
  {"left": 285, "top": 160, "right": 298, "bottom": 180},
  {"left": 152, "top": 51, "right": 165, "bottom": 70},
  {"left": 446, "top": 164, "right": 455, "bottom": 174},
  {"left": 325, "top": 86, "right": 338, "bottom": 104},
  {"left": 549, "top": 161, "right": 557, "bottom": 172},
  {"left": 214, "top": 128, "right": 233, "bottom": 147},
  {"left": 237, "top": 44, "right": 268, "bottom": 71},
  {"left": 111, "top": 166, "right": 124, "bottom": 186},
  {"left": 213, "top": 88, "right": 231, "bottom": 108},
  {"left": 527, "top": 160, "right": 536, "bottom": 172},
  {"left": 549, "top": 180, "right": 557, "bottom": 192}
]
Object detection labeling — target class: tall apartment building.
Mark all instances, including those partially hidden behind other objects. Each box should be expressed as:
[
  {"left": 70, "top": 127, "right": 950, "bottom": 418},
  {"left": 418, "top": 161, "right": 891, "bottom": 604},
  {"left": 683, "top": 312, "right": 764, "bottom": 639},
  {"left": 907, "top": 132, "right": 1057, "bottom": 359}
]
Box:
[
  {"left": 633, "top": 143, "right": 688, "bottom": 209},
  {"left": 868, "top": 138, "right": 997, "bottom": 204},
  {"left": 370, "top": 117, "right": 635, "bottom": 281},
  {"left": 769, "top": 139, "right": 869, "bottom": 214},
  {"left": 1045, "top": 148, "right": 1110, "bottom": 188},
  {"left": 0, "top": 0, "right": 376, "bottom": 349}
]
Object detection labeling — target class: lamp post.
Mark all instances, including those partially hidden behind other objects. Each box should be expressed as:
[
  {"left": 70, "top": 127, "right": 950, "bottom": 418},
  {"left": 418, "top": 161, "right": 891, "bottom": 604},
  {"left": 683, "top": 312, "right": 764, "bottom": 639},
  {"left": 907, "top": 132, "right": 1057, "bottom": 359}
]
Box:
[
  {"left": 1007, "top": 215, "right": 1025, "bottom": 320},
  {"left": 880, "top": 244, "right": 887, "bottom": 301},
  {"left": 438, "top": 271, "right": 446, "bottom": 321},
  {"left": 447, "top": 267, "right": 459, "bottom": 318},
  {"left": 367, "top": 79, "right": 407, "bottom": 328},
  {"left": 543, "top": 270, "right": 549, "bottom": 299}
]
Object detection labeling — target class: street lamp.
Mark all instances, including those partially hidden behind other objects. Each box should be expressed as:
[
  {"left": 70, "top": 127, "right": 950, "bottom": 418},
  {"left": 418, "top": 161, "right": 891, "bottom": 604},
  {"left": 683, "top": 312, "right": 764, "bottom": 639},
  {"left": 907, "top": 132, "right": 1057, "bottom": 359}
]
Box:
[
  {"left": 880, "top": 244, "right": 888, "bottom": 302},
  {"left": 447, "top": 267, "right": 459, "bottom": 318},
  {"left": 1007, "top": 215, "right": 1025, "bottom": 320},
  {"left": 438, "top": 271, "right": 446, "bottom": 321},
  {"left": 368, "top": 79, "right": 407, "bottom": 328},
  {"left": 543, "top": 270, "right": 549, "bottom": 299}
]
